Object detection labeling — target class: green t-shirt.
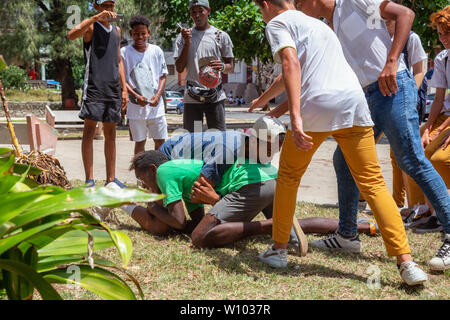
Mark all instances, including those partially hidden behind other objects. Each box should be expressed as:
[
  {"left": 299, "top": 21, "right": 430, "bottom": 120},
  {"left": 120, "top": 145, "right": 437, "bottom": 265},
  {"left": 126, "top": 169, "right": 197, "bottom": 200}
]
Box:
[
  {"left": 156, "top": 159, "right": 278, "bottom": 213},
  {"left": 215, "top": 159, "right": 278, "bottom": 196}
]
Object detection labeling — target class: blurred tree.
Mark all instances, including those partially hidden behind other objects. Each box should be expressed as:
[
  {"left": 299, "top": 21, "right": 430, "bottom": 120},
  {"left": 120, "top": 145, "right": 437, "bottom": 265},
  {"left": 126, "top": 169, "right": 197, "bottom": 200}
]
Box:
[{"left": 393, "top": 0, "right": 448, "bottom": 57}]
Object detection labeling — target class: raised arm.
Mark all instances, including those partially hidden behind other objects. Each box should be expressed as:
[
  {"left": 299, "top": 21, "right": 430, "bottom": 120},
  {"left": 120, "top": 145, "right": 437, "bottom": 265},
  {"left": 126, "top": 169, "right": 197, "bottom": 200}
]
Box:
[
  {"left": 248, "top": 74, "right": 286, "bottom": 112},
  {"left": 117, "top": 27, "right": 129, "bottom": 113}
]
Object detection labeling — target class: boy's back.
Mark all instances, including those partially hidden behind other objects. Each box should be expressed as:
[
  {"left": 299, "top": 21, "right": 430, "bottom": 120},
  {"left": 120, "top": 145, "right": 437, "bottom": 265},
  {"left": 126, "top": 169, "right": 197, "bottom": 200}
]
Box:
[
  {"left": 156, "top": 159, "right": 278, "bottom": 214},
  {"left": 121, "top": 43, "right": 167, "bottom": 119}
]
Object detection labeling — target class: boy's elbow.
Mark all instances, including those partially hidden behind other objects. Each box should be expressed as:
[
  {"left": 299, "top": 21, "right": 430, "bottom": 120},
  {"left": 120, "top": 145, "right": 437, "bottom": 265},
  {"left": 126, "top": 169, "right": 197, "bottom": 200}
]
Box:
[{"left": 405, "top": 8, "right": 415, "bottom": 23}]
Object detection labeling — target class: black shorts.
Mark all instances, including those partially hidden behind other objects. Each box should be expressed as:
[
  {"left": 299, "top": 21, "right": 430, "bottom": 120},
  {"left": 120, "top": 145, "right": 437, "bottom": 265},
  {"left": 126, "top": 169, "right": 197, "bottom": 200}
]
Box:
[{"left": 79, "top": 100, "right": 122, "bottom": 124}]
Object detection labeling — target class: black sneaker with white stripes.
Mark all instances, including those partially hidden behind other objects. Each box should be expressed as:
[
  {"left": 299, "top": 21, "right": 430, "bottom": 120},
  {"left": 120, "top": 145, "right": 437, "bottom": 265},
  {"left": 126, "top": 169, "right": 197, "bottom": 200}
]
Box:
[
  {"left": 429, "top": 234, "right": 450, "bottom": 271},
  {"left": 310, "top": 232, "right": 361, "bottom": 253},
  {"left": 413, "top": 216, "right": 443, "bottom": 234}
]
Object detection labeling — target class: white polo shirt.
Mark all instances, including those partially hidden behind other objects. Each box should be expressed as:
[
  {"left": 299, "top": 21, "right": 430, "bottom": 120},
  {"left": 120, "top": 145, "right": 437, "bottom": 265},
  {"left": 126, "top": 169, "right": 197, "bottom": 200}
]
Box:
[
  {"left": 265, "top": 10, "right": 373, "bottom": 132},
  {"left": 429, "top": 49, "right": 450, "bottom": 116},
  {"left": 332, "top": 0, "right": 407, "bottom": 87}
]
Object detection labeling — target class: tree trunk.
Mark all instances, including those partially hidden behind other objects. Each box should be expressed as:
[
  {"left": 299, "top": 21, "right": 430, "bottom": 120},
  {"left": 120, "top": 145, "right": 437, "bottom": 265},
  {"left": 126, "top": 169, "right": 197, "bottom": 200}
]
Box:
[
  {"left": 55, "top": 58, "right": 79, "bottom": 110},
  {"left": 256, "top": 58, "right": 270, "bottom": 112}
]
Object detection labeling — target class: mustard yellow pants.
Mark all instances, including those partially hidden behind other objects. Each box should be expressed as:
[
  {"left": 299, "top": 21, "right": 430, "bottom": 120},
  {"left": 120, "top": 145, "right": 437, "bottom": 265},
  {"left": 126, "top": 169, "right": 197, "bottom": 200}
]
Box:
[
  {"left": 273, "top": 126, "right": 411, "bottom": 256},
  {"left": 407, "top": 114, "right": 450, "bottom": 205}
]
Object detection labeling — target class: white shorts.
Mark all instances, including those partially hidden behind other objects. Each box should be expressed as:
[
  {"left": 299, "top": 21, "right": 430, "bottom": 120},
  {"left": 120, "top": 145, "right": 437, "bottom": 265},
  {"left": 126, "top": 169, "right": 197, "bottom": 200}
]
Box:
[{"left": 129, "top": 117, "right": 168, "bottom": 142}]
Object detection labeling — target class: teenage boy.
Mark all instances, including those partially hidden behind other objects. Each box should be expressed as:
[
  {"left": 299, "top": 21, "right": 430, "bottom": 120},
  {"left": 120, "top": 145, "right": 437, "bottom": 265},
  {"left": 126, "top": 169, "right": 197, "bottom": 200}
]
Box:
[
  {"left": 403, "top": 6, "right": 450, "bottom": 270},
  {"left": 121, "top": 15, "right": 169, "bottom": 154},
  {"left": 174, "top": 0, "right": 235, "bottom": 132},
  {"left": 159, "top": 117, "right": 306, "bottom": 247},
  {"left": 253, "top": 0, "right": 427, "bottom": 286},
  {"left": 251, "top": 0, "right": 450, "bottom": 269},
  {"left": 125, "top": 151, "right": 379, "bottom": 249},
  {"left": 126, "top": 151, "right": 277, "bottom": 247},
  {"left": 288, "top": 0, "right": 450, "bottom": 267},
  {"left": 68, "top": 0, "right": 128, "bottom": 188}
]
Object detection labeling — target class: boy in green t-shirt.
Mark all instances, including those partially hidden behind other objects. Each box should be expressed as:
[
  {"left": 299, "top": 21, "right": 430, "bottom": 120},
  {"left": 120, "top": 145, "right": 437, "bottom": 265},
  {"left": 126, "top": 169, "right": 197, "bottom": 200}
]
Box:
[
  {"left": 123, "top": 150, "right": 381, "bottom": 247},
  {"left": 126, "top": 151, "right": 277, "bottom": 247}
]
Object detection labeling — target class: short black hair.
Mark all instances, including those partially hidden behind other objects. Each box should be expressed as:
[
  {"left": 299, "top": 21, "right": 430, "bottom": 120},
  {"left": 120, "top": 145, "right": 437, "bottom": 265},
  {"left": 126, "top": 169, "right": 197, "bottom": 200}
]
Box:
[
  {"left": 129, "top": 151, "right": 169, "bottom": 172},
  {"left": 129, "top": 15, "right": 150, "bottom": 30}
]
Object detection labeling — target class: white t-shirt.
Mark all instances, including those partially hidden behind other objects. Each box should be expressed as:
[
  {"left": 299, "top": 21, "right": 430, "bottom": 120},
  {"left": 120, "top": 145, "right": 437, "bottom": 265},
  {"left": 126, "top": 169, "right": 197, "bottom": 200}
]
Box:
[
  {"left": 121, "top": 44, "right": 168, "bottom": 119},
  {"left": 429, "top": 49, "right": 450, "bottom": 116},
  {"left": 265, "top": 10, "right": 373, "bottom": 132},
  {"left": 174, "top": 25, "right": 234, "bottom": 104},
  {"left": 399, "top": 32, "right": 427, "bottom": 72},
  {"left": 332, "top": 0, "right": 407, "bottom": 87}
]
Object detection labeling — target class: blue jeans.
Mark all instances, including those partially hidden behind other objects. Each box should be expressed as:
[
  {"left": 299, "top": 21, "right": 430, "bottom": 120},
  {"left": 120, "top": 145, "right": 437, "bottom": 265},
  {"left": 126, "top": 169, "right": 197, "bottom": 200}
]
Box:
[{"left": 334, "top": 70, "right": 450, "bottom": 236}]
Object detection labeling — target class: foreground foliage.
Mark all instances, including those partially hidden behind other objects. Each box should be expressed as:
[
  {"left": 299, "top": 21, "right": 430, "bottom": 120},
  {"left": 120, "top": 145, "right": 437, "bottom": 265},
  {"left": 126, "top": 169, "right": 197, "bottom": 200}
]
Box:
[{"left": 0, "top": 148, "right": 164, "bottom": 300}]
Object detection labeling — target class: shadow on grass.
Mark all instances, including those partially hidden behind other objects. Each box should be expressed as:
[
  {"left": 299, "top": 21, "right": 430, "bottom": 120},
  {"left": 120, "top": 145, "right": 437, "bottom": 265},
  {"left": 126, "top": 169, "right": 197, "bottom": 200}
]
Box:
[{"left": 117, "top": 222, "right": 194, "bottom": 243}]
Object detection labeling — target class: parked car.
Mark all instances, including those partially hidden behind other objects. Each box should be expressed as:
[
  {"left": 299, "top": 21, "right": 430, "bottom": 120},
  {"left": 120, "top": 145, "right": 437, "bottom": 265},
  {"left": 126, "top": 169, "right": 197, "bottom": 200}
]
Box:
[
  {"left": 176, "top": 101, "right": 184, "bottom": 115},
  {"left": 423, "top": 93, "right": 435, "bottom": 122},
  {"left": 164, "top": 90, "right": 184, "bottom": 113}
]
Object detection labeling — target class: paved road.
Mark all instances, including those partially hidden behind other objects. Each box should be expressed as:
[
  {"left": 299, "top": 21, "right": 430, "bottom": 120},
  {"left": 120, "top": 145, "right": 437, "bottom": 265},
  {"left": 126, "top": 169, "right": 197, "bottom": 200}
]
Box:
[{"left": 1, "top": 106, "right": 394, "bottom": 206}]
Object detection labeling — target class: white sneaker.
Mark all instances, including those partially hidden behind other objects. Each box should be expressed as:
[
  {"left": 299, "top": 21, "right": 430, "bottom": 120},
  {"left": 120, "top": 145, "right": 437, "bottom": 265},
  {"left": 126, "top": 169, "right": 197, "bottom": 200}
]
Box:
[
  {"left": 259, "top": 246, "right": 288, "bottom": 268},
  {"left": 429, "top": 234, "right": 450, "bottom": 271},
  {"left": 310, "top": 233, "right": 361, "bottom": 253},
  {"left": 399, "top": 261, "right": 428, "bottom": 286}
]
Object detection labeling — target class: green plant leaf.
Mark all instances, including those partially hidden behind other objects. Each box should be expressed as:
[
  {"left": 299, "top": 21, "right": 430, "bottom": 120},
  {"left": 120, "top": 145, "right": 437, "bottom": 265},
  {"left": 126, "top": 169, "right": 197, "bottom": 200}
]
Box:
[
  {"left": 19, "top": 226, "right": 75, "bottom": 252},
  {"left": 0, "top": 188, "right": 54, "bottom": 226},
  {"left": 0, "top": 222, "right": 15, "bottom": 238},
  {"left": 0, "top": 259, "right": 62, "bottom": 300},
  {"left": 0, "top": 175, "right": 22, "bottom": 194},
  {"left": 43, "top": 265, "right": 136, "bottom": 300},
  {"left": 0, "top": 162, "right": 35, "bottom": 194},
  {"left": 0, "top": 148, "right": 13, "bottom": 156},
  {"left": 1, "top": 247, "right": 29, "bottom": 300},
  {"left": 37, "top": 230, "right": 114, "bottom": 257},
  {"left": 12, "top": 187, "right": 165, "bottom": 227}
]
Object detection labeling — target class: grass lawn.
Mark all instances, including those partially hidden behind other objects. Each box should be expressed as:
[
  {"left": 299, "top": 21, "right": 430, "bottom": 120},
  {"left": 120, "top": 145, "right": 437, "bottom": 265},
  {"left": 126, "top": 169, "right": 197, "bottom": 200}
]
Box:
[{"left": 54, "top": 180, "right": 449, "bottom": 300}]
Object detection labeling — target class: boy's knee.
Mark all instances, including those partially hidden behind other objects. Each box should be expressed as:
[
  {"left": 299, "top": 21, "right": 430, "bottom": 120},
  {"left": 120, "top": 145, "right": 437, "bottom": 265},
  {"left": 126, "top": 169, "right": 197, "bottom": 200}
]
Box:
[
  {"left": 142, "top": 218, "right": 172, "bottom": 237},
  {"left": 191, "top": 214, "right": 220, "bottom": 248}
]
